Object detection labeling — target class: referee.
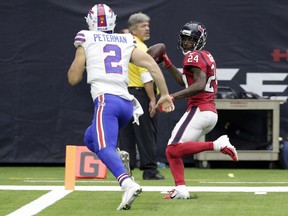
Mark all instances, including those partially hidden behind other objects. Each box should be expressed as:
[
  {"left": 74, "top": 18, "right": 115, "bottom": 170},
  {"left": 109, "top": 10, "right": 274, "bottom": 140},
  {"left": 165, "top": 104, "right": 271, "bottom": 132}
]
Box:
[{"left": 118, "top": 12, "right": 164, "bottom": 180}]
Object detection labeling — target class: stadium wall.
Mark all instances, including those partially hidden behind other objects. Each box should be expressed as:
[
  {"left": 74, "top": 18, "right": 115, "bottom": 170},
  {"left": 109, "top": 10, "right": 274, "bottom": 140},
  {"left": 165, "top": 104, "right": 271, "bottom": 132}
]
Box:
[{"left": 0, "top": 0, "right": 287, "bottom": 163}]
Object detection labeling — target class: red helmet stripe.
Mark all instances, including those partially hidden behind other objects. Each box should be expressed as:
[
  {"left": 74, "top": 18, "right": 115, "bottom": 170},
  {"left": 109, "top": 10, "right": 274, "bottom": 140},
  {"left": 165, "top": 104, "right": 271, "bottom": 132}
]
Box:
[
  {"left": 97, "top": 4, "right": 107, "bottom": 27},
  {"left": 198, "top": 25, "right": 204, "bottom": 33}
]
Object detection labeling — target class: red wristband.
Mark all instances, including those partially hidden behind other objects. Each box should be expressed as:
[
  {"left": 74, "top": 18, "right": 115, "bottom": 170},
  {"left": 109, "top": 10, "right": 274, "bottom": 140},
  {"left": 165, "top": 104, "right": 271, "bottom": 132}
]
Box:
[{"left": 163, "top": 54, "right": 172, "bottom": 68}]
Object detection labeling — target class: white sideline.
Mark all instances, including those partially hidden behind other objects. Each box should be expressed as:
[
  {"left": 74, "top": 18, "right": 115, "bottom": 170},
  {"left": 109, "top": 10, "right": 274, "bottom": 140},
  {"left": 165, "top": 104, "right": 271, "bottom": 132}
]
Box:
[
  {"left": 6, "top": 189, "right": 72, "bottom": 216},
  {"left": 2, "top": 185, "right": 288, "bottom": 192},
  {"left": 2, "top": 185, "right": 288, "bottom": 216}
]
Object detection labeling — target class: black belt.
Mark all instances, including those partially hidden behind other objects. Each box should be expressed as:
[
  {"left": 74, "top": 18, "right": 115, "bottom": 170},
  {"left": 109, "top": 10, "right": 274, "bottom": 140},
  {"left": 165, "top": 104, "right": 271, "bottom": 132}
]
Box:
[{"left": 128, "top": 87, "right": 144, "bottom": 90}]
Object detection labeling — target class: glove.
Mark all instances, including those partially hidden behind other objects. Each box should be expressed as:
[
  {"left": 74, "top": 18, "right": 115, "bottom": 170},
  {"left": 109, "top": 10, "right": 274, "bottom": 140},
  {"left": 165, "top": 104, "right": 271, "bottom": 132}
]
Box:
[{"left": 163, "top": 54, "right": 172, "bottom": 68}]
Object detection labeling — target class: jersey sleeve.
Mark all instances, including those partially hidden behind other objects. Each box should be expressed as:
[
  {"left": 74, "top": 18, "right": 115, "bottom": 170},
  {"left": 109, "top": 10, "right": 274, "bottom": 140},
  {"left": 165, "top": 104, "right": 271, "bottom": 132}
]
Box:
[
  {"left": 141, "top": 71, "right": 153, "bottom": 83},
  {"left": 74, "top": 30, "right": 86, "bottom": 48}
]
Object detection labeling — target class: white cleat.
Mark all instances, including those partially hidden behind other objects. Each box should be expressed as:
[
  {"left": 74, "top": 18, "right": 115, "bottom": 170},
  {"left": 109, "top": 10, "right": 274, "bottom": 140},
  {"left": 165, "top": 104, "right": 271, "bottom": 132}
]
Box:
[
  {"left": 214, "top": 135, "right": 238, "bottom": 161},
  {"left": 117, "top": 182, "right": 142, "bottom": 210},
  {"left": 163, "top": 186, "right": 190, "bottom": 199}
]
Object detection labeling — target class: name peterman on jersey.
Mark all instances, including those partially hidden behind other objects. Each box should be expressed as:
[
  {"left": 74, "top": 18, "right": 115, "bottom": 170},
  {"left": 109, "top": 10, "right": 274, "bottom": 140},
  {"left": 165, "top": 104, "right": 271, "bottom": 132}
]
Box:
[{"left": 93, "top": 33, "right": 128, "bottom": 43}]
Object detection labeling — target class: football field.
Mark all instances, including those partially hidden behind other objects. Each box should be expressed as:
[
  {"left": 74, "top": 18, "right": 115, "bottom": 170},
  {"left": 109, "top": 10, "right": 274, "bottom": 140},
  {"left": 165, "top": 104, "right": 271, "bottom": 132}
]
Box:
[{"left": 1, "top": 166, "right": 288, "bottom": 216}]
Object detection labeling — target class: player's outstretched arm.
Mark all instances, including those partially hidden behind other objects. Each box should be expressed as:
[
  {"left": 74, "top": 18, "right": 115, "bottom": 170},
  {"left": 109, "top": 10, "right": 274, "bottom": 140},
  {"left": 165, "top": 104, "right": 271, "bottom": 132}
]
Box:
[
  {"left": 130, "top": 48, "right": 174, "bottom": 112},
  {"left": 68, "top": 46, "right": 86, "bottom": 86}
]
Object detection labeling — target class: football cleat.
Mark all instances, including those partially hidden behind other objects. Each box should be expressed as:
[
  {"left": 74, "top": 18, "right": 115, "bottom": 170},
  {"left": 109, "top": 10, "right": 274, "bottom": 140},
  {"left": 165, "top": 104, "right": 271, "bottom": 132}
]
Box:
[
  {"left": 117, "top": 182, "right": 142, "bottom": 210},
  {"left": 162, "top": 188, "right": 190, "bottom": 199},
  {"left": 214, "top": 135, "right": 238, "bottom": 161},
  {"left": 116, "top": 148, "right": 132, "bottom": 177}
]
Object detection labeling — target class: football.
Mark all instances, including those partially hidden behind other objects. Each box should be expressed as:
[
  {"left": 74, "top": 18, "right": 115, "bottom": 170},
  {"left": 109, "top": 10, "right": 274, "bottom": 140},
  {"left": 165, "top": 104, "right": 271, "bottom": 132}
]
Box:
[{"left": 147, "top": 43, "right": 166, "bottom": 64}]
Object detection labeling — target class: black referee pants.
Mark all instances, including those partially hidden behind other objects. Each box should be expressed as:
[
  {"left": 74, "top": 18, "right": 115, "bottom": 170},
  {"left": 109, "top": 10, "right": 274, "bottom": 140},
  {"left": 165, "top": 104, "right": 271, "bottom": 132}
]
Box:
[{"left": 118, "top": 87, "right": 158, "bottom": 176}]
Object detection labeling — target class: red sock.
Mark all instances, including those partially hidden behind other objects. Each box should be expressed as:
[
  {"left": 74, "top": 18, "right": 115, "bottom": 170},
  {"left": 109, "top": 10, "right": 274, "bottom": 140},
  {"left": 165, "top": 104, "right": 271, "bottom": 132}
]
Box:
[
  {"left": 166, "top": 141, "right": 213, "bottom": 186},
  {"left": 166, "top": 147, "right": 185, "bottom": 185}
]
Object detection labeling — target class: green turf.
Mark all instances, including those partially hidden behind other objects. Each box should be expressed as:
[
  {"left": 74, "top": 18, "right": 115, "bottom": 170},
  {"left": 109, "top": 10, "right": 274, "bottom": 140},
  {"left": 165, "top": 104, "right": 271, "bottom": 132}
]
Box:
[
  {"left": 1, "top": 166, "right": 288, "bottom": 215},
  {"left": 0, "top": 190, "right": 48, "bottom": 215},
  {"left": 37, "top": 191, "right": 288, "bottom": 216}
]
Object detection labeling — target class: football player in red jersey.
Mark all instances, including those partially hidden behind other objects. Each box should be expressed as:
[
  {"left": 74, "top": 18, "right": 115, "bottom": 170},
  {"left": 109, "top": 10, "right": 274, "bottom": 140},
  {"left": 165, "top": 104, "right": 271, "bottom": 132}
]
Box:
[{"left": 161, "top": 21, "right": 238, "bottom": 199}]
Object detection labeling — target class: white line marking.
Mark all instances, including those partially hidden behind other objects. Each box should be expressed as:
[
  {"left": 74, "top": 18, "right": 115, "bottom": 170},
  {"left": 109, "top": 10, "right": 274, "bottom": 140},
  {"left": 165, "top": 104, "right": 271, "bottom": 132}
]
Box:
[
  {"left": 19, "top": 180, "right": 288, "bottom": 184},
  {"left": 23, "top": 180, "right": 118, "bottom": 183},
  {"left": 185, "top": 186, "right": 288, "bottom": 192},
  {"left": 1, "top": 185, "right": 288, "bottom": 192},
  {"left": 6, "top": 189, "right": 72, "bottom": 216},
  {"left": 0, "top": 186, "right": 63, "bottom": 190},
  {"left": 255, "top": 191, "right": 267, "bottom": 195},
  {"left": 201, "top": 182, "right": 288, "bottom": 184}
]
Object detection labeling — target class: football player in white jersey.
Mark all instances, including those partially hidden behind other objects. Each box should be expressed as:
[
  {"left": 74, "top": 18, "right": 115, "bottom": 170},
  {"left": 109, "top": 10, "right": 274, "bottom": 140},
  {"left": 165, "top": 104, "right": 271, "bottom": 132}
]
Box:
[{"left": 67, "top": 4, "right": 174, "bottom": 211}]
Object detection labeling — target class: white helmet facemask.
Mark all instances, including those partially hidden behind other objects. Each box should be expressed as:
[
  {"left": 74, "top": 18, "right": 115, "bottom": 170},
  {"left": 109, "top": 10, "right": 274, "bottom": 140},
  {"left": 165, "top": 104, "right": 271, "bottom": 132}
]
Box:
[{"left": 85, "top": 4, "right": 117, "bottom": 33}]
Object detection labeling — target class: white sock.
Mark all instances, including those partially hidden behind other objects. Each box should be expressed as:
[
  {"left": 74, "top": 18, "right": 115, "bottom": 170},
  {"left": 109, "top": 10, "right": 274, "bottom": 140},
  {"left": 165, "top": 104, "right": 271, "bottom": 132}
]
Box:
[
  {"left": 176, "top": 185, "right": 187, "bottom": 191},
  {"left": 213, "top": 141, "right": 220, "bottom": 151},
  {"left": 121, "top": 177, "right": 134, "bottom": 189}
]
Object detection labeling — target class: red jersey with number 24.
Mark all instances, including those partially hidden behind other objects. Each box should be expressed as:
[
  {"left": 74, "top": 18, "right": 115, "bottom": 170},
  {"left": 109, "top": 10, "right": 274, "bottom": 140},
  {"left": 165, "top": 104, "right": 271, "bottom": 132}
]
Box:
[{"left": 182, "top": 50, "right": 218, "bottom": 113}]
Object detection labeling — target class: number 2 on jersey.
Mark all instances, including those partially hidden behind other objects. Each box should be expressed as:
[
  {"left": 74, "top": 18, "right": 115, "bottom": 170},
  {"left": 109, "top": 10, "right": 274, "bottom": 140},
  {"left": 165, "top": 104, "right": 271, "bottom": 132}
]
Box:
[{"left": 103, "top": 44, "right": 122, "bottom": 73}]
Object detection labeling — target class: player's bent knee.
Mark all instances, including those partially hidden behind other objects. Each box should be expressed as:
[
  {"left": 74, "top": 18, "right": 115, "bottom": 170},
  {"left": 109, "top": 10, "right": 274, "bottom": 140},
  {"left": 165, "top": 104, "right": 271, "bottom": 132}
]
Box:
[{"left": 166, "top": 144, "right": 178, "bottom": 158}]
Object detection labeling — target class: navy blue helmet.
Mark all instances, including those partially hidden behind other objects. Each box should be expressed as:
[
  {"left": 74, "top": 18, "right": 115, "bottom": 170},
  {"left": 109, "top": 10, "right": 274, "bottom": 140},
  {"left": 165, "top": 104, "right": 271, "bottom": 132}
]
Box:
[{"left": 178, "top": 21, "right": 208, "bottom": 54}]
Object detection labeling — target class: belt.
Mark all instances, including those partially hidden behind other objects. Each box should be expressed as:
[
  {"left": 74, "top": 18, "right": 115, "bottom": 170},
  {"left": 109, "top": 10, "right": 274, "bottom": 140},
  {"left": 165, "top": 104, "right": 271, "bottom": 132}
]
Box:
[{"left": 128, "top": 87, "right": 144, "bottom": 90}]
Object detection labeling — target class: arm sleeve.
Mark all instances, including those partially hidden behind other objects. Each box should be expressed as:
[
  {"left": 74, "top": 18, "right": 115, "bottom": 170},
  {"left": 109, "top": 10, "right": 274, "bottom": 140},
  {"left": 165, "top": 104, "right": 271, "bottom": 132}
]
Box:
[
  {"left": 74, "top": 30, "right": 86, "bottom": 48},
  {"left": 141, "top": 71, "right": 153, "bottom": 83}
]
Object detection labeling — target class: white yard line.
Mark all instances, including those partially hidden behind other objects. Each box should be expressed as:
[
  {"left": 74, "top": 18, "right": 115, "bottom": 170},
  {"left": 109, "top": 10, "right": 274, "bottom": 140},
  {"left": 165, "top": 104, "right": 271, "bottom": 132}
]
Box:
[
  {"left": 200, "top": 181, "right": 288, "bottom": 184},
  {"left": 22, "top": 180, "right": 288, "bottom": 184},
  {"left": 76, "top": 186, "right": 288, "bottom": 192},
  {"left": 6, "top": 188, "right": 72, "bottom": 216},
  {"left": 0, "top": 185, "right": 63, "bottom": 190},
  {"left": 1, "top": 185, "right": 288, "bottom": 192}
]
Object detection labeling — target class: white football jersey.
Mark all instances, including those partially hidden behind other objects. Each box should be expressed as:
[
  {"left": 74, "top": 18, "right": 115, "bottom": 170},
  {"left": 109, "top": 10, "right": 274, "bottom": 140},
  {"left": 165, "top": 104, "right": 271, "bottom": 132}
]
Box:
[{"left": 74, "top": 30, "right": 137, "bottom": 101}]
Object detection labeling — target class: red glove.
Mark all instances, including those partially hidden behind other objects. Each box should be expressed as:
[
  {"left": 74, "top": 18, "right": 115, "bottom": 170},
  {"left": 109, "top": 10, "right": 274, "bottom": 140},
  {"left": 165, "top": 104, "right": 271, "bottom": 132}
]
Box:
[{"left": 163, "top": 54, "right": 172, "bottom": 68}]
